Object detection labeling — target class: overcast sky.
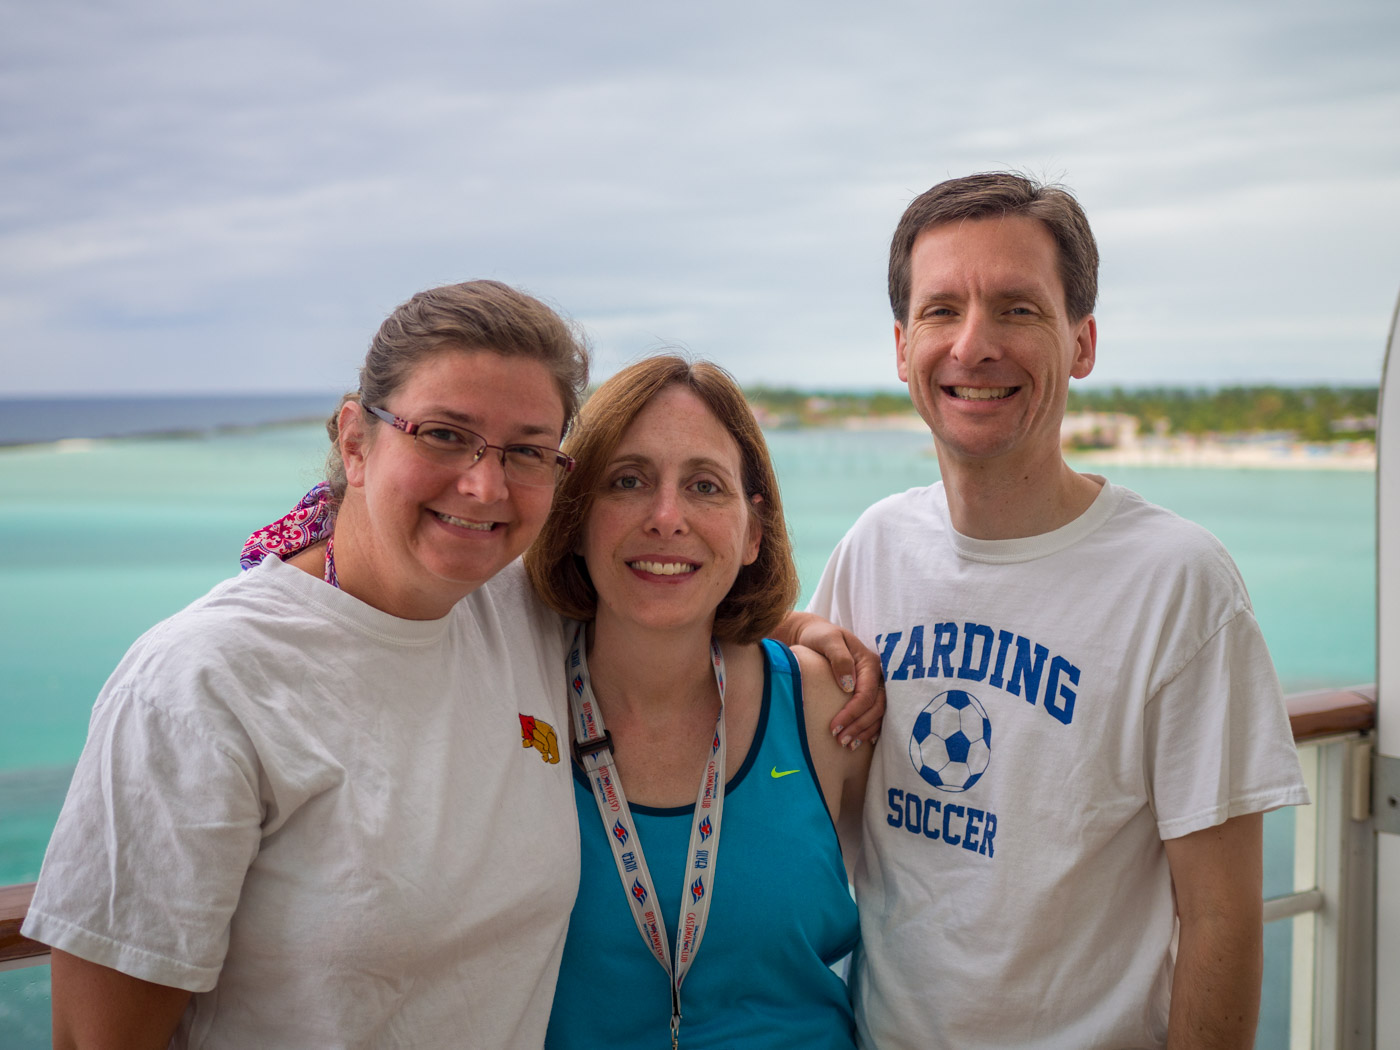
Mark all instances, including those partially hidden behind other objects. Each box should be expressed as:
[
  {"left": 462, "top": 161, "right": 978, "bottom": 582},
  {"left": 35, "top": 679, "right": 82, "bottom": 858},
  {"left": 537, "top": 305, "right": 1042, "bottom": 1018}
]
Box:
[{"left": 3, "top": 0, "right": 1398, "bottom": 395}]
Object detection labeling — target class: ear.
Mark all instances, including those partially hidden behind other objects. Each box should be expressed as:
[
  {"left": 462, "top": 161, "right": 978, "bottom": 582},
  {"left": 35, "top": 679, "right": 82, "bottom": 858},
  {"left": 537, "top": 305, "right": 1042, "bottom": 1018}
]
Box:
[
  {"left": 1070, "top": 315, "right": 1097, "bottom": 380},
  {"left": 895, "top": 320, "right": 911, "bottom": 383},
  {"left": 339, "top": 400, "right": 371, "bottom": 488},
  {"left": 743, "top": 494, "right": 763, "bottom": 566}
]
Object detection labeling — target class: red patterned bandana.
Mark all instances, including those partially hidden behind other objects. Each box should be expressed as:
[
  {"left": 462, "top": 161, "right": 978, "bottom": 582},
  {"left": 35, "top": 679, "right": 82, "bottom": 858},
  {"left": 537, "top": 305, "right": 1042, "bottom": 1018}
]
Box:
[{"left": 240, "top": 482, "right": 335, "bottom": 570}]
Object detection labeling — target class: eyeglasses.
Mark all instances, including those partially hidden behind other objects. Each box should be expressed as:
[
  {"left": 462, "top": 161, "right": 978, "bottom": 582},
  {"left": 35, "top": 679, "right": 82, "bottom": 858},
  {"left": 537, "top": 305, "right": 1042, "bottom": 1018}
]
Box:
[{"left": 363, "top": 404, "right": 575, "bottom": 487}]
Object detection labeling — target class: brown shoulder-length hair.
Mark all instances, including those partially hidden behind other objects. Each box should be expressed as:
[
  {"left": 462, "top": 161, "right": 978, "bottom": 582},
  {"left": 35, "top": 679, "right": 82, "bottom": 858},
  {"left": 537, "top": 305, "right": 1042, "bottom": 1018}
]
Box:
[{"left": 525, "top": 354, "right": 799, "bottom": 644}]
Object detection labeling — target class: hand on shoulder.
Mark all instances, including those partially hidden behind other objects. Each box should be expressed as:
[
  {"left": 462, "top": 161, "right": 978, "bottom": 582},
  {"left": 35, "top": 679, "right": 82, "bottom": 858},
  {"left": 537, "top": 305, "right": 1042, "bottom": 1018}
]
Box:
[{"left": 776, "top": 611, "right": 885, "bottom": 747}]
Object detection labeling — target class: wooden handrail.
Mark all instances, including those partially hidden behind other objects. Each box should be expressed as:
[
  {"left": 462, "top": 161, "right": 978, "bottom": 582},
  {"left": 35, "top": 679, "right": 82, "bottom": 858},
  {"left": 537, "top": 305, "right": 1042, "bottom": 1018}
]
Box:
[
  {"left": 0, "top": 684, "right": 1382, "bottom": 968},
  {"left": 0, "top": 881, "right": 41, "bottom": 967},
  {"left": 1286, "top": 684, "right": 1377, "bottom": 741}
]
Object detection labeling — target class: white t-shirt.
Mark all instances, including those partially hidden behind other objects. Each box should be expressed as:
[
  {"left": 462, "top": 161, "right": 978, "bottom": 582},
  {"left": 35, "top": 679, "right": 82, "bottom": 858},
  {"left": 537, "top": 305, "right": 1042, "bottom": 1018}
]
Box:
[
  {"left": 808, "top": 479, "right": 1309, "bottom": 1050},
  {"left": 24, "top": 556, "right": 580, "bottom": 1050}
]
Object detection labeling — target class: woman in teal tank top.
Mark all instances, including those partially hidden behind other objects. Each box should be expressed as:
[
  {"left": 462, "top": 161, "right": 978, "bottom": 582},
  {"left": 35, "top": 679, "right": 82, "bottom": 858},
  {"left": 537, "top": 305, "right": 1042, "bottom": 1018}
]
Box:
[{"left": 526, "top": 356, "right": 871, "bottom": 1049}]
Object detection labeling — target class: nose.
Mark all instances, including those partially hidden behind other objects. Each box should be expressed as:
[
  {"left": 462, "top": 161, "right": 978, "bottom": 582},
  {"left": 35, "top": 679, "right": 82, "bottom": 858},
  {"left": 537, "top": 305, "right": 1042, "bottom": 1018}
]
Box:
[
  {"left": 455, "top": 450, "right": 510, "bottom": 503},
  {"left": 643, "top": 485, "right": 687, "bottom": 535},
  {"left": 949, "top": 307, "right": 1003, "bottom": 366}
]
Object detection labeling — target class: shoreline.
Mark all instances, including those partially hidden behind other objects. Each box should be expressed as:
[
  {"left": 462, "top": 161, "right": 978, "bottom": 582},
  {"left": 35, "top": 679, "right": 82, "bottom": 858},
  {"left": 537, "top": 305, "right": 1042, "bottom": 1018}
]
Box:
[
  {"left": 1, "top": 411, "right": 1379, "bottom": 472},
  {"left": 832, "top": 414, "right": 1379, "bottom": 472},
  {"left": 1067, "top": 440, "right": 1376, "bottom": 472},
  {"left": 0, "top": 416, "right": 327, "bottom": 453}
]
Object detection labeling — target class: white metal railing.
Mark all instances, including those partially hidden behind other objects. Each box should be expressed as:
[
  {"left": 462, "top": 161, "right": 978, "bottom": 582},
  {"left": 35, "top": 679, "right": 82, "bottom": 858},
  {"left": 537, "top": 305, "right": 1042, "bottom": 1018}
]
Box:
[{"left": 1266, "top": 731, "right": 1377, "bottom": 1050}]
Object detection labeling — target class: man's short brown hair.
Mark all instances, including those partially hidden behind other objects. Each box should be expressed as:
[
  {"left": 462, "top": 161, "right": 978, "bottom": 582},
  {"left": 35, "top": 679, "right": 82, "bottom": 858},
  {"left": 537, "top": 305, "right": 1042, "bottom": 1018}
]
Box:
[{"left": 888, "top": 172, "right": 1099, "bottom": 323}]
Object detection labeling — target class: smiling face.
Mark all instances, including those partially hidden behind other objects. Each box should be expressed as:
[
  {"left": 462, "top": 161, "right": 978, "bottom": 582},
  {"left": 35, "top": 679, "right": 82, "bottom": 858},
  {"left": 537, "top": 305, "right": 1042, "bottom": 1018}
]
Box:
[
  {"left": 580, "top": 385, "right": 762, "bottom": 639},
  {"left": 895, "top": 215, "right": 1097, "bottom": 474},
  {"left": 340, "top": 347, "right": 566, "bottom": 618}
]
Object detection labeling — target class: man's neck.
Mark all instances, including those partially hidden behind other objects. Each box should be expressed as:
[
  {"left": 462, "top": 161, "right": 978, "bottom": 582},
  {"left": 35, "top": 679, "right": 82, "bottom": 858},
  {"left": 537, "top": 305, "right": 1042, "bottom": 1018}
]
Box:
[{"left": 936, "top": 450, "right": 1104, "bottom": 541}]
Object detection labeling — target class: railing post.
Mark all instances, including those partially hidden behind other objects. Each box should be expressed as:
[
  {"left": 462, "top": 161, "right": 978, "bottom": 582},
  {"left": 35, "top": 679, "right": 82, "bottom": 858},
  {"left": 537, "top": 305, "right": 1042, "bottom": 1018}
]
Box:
[
  {"left": 1308, "top": 738, "right": 1375, "bottom": 1050},
  {"left": 1291, "top": 744, "right": 1319, "bottom": 1049},
  {"left": 1373, "top": 278, "right": 1400, "bottom": 1048}
]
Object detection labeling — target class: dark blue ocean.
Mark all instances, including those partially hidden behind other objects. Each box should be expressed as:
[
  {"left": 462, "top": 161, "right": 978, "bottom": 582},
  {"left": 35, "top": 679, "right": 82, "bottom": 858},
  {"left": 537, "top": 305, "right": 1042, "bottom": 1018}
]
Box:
[{"left": 0, "top": 393, "right": 340, "bottom": 447}]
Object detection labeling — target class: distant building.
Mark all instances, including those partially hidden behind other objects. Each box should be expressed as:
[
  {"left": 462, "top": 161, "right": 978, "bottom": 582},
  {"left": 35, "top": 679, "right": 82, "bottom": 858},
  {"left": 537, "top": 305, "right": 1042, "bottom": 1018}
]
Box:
[
  {"left": 1061, "top": 412, "right": 1139, "bottom": 450},
  {"left": 1332, "top": 414, "right": 1378, "bottom": 433}
]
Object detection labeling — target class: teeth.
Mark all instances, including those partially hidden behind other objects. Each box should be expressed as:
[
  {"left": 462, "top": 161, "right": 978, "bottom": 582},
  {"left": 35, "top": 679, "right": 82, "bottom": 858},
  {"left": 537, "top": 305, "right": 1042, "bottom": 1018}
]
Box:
[
  {"left": 951, "top": 386, "right": 1013, "bottom": 400},
  {"left": 629, "top": 561, "right": 696, "bottom": 576},
  {"left": 436, "top": 511, "right": 494, "bottom": 531}
]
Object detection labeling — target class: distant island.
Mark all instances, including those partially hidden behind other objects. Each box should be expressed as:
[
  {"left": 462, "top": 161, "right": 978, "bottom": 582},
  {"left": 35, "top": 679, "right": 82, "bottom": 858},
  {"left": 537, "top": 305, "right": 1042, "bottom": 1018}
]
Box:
[
  {"left": 3, "top": 386, "right": 1380, "bottom": 470},
  {"left": 741, "top": 384, "right": 1379, "bottom": 470}
]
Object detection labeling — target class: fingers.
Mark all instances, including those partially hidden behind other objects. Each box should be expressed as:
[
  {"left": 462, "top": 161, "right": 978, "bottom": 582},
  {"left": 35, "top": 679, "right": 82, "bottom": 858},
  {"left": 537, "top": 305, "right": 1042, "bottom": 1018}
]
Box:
[
  {"left": 783, "top": 612, "right": 888, "bottom": 750},
  {"left": 830, "top": 683, "right": 885, "bottom": 748},
  {"left": 829, "top": 693, "right": 862, "bottom": 749},
  {"left": 825, "top": 630, "right": 885, "bottom": 749},
  {"left": 842, "top": 684, "right": 886, "bottom": 743},
  {"left": 823, "top": 644, "right": 858, "bottom": 696}
]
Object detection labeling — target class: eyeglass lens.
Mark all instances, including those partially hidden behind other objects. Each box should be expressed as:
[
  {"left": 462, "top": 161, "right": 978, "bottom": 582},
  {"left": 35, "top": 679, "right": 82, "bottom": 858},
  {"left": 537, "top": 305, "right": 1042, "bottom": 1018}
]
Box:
[{"left": 414, "top": 423, "right": 563, "bottom": 486}]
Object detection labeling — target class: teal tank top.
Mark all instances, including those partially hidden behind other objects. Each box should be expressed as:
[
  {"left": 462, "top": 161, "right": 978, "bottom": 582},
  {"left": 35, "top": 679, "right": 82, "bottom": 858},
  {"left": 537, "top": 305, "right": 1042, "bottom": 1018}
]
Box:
[{"left": 546, "top": 639, "right": 859, "bottom": 1049}]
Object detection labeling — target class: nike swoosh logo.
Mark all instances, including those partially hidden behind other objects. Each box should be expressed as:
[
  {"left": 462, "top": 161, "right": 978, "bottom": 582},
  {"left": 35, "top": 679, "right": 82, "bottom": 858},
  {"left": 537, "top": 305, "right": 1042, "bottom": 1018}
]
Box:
[{"left": 770, "top": 767, "right": 799, "bottom": 779}]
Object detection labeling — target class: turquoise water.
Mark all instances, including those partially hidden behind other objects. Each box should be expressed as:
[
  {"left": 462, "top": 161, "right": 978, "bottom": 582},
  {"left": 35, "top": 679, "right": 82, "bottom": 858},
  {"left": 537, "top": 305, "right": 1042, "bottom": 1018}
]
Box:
[
  {"left": 0, "top": 424, "right": 1377, "bottom": 1047},
  {"left": 768, "top": 428, "right": 1376, "bottom": 690}
]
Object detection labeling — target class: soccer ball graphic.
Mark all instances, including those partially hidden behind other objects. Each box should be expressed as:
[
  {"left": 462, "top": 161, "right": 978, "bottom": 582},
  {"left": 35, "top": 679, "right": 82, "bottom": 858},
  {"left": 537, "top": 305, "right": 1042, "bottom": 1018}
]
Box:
[{"left": 909, "top": 689, "right": 992, "bottom": 793}]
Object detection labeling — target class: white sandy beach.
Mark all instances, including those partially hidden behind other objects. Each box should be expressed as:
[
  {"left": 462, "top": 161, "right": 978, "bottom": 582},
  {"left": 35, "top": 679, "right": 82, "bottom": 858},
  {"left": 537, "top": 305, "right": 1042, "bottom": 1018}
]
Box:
[
  {"left": 1070, "top": 439, "right": 1377, "bottom": 471},
  {"left": 833, "top": 413, "right": 1378, "bottom": 471}
]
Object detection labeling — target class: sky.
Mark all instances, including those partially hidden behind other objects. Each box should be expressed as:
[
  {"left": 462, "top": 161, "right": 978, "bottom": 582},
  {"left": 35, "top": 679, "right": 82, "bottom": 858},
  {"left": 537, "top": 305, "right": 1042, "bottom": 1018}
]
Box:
[{"left": 2, "top": 0, "right": 1398, "bottom": 396}]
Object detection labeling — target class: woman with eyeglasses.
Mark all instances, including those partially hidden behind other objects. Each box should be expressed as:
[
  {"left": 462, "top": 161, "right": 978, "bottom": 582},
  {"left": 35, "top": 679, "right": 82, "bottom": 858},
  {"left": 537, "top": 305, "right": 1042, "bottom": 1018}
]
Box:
[
  {"left": 24, "top": 283, "right": 881, "bottom": 1050},
  {"left": 25, "top": 282, "right": 594, "bottom": 1049},
  {"left": 526, "top": 356, "right": 871, "bottom": 1050}
]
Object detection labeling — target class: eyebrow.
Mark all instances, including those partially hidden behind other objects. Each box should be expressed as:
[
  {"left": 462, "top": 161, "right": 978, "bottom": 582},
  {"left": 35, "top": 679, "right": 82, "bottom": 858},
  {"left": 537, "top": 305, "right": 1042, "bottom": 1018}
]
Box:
[
  {"left": 916, "top": 285, "right": 1053, "bottom": 307},
  {"left": 427, "top": 409, "right": 558, "bottom": 441},
  {"left": 996, "top": 286, "right": 1055, "bottom": 306},
  {"left": 608, "top": 451, "right": 740, "bottom": 477}
]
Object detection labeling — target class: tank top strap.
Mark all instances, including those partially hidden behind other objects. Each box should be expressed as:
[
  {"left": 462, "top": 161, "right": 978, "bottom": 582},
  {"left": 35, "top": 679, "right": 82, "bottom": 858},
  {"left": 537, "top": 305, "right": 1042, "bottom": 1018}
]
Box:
[{"left": 755, "top": 638, "right": 824, "bottom": 797}]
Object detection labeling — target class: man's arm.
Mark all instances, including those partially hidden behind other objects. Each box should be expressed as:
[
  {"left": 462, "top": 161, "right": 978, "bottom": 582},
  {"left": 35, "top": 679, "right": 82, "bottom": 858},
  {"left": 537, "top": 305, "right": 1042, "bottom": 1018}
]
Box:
[
  {"left": 774, "top": 610, "right": 884, "bottom": 748},
  {"left": 1163, "top": 812, "right": 1264, "bottom": 1050}
]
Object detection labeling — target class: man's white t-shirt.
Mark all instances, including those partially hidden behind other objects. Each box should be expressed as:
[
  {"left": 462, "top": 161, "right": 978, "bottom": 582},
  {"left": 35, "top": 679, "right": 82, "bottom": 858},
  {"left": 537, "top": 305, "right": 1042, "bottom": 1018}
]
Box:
[
  {"left": 809, "top": 479, "right": 1309, "bottom": 1050},
  {"left": 25, "top": 557, "right": 579, "bottom": 1049}
]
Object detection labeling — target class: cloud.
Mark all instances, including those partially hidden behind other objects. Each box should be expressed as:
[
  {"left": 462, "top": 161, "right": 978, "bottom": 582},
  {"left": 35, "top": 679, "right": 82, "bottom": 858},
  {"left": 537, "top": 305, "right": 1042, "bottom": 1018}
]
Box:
[{"left": 1, "top": 0, "right": 1397, "bottom": 392}]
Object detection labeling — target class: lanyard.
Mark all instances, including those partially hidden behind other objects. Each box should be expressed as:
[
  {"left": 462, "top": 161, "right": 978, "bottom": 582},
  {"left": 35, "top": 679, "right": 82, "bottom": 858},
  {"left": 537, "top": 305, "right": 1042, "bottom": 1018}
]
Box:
[{"left": 567, "top": 622, "right": 727, "bottom": 1050}]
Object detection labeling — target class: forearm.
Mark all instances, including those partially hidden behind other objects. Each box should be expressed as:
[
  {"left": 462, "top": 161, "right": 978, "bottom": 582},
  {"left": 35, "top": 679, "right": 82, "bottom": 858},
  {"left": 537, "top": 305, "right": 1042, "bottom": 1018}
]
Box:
[
  {"left": 1166, "top": 908, "right": 1262, "bottom": 1049},
  {"left": 1163, "top": 812, "right": 1265, "bottom": 1050},
  {"left": 772, "top": 610, "right": 819, "bottom": 648}
]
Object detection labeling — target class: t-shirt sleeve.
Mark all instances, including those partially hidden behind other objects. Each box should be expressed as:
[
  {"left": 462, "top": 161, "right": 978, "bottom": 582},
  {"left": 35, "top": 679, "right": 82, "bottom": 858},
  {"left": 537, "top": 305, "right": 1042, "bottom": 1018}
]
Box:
[
  {"left": 1143, "top": 609, "right": 1310, "bottom": 841},
  {"left": 22, "top": 684, "right": 263, "bottom": 992},
  {"left": 806, "top": 533, "right": 849, "bottom": 625}
]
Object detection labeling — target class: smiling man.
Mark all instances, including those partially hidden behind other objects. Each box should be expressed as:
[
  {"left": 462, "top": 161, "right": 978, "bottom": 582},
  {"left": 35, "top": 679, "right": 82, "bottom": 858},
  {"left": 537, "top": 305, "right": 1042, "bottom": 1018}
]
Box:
[{"left": 802, "top": 173, "right": 1310, "bottom": 1049}]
